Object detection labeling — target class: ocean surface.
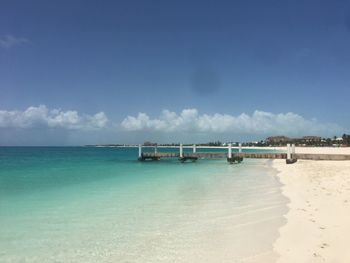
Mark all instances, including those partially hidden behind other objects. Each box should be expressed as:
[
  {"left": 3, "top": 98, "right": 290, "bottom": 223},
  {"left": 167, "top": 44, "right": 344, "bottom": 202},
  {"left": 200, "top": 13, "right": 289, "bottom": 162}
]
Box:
[{"left": 0, "top": 147, "right": 288, "bottom": 263}]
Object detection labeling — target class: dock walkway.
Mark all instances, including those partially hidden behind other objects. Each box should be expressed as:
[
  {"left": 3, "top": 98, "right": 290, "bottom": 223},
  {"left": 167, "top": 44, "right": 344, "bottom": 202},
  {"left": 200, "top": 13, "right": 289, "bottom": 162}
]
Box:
[{"left": 137, "top": 144, "right": 350, "bottom": 164}]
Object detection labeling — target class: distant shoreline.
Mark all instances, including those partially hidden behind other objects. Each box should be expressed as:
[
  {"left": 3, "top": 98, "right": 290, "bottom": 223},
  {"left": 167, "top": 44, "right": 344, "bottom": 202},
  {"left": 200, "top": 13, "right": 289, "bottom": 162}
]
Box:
[{"left": 86, "top": 145, "right": 350, "bottom": 150}]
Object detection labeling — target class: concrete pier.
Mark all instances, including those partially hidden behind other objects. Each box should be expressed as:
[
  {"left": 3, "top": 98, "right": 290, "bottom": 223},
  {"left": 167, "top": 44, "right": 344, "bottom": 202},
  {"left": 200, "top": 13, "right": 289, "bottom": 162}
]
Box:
[{"left": 137, "top": 145, "right": 350, "bottom": 163}]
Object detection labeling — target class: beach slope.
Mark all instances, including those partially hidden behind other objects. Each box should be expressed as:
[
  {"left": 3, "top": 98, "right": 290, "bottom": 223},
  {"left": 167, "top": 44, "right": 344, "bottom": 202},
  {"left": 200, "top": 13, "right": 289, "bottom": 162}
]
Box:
[{"left": 273, "top": 149, "right": 350, "bottom": 263}]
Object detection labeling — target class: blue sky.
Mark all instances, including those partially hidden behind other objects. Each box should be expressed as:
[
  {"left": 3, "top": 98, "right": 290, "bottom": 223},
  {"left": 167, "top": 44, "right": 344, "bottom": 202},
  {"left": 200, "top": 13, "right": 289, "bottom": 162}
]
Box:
[{"left": 1, "top": 0, "right": 350, "bottom": 145}]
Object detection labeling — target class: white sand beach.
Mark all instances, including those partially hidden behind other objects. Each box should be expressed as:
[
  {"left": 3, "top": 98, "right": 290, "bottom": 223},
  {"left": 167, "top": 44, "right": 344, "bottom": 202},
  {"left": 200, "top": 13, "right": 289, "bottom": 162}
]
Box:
[{"left": 273, "top": 147, "right": 350, "bottom": 263}]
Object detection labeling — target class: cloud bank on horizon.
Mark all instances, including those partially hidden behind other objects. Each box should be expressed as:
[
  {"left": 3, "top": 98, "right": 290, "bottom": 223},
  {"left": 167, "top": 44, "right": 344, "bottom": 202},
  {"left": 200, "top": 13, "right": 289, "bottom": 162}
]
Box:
[
  {"left": 0, "top": 105, "right": 345, "bottom": 145},
  {"left": 0, "top": 105, "right": 108, "bottom": 130},
  {"left": 121, "top": 109, "right": 343, "bottom": 137}
]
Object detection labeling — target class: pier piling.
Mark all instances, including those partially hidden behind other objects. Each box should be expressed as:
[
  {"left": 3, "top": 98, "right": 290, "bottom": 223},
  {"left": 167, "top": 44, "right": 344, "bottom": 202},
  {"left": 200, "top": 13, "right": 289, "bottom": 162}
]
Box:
[
  {"left": 180, "top": 144, "right": 183, "bottom": 158},
  {"left": 287, "top": 144, "right": 291, "bottom": 160},
  {"left": 228, "top": 143, "right": 232, "bottom": 158},
  {"left": 286, "top": 144, "right": 297, "bottom": 164},
  {"left": 138, "top": 144, "right": 142, "bottom": 158}
]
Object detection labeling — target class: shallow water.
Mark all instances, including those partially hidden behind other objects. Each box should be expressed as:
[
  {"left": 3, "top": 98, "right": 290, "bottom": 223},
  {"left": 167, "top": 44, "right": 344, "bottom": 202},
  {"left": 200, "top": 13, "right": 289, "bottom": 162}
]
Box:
[{"left": 0, "top": 147, "right": 287, "bottom": 262}]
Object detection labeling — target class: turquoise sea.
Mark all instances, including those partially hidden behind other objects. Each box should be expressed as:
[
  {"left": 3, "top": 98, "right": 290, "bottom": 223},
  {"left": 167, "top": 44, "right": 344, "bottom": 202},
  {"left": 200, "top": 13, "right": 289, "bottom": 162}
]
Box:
[{"left": 0, "top": 147, "right": 287, "bottom": 263}]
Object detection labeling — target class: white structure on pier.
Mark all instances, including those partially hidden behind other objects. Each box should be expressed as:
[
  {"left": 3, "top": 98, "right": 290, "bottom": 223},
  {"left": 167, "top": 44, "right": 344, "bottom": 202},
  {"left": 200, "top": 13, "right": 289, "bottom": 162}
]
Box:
[
  {"left": 228, "top": 143, "right": 232, "bottom": 158},
  {"left": 138, "top": 144, "right": 142, "bottom": 158}
]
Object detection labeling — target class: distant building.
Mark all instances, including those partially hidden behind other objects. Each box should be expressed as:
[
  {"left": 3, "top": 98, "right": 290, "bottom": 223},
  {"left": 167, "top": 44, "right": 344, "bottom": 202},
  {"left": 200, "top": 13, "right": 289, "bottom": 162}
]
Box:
[
  {"left": 265, "top": 136, "right": 290, "bottom": 143},
  {"left": 143, "top": 141, "right": 157, "bottom": 146},
  {"left": 335, "top": 137, "right": 343, "bottom": 141},
  {"left": 302, "top": 136, "right": 321, "bottom": 142}
]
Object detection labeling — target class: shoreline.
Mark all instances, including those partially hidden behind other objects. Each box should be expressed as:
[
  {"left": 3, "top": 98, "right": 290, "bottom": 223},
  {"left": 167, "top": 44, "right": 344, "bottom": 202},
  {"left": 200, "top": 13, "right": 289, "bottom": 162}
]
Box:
[{"left": 272, "top": 147, "right": 350, "bottom": 262}]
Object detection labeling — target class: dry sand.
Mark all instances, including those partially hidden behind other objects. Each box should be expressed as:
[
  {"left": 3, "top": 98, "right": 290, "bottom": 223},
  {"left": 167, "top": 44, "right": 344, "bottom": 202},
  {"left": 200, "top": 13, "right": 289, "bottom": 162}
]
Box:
[{"left": 273, "top": 147, "right": 350, "bottom": 263}]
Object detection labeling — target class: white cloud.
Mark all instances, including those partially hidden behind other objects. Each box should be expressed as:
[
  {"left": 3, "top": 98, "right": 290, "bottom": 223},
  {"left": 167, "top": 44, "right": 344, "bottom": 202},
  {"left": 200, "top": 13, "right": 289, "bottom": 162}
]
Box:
[
  {"left": 121, "top": 109, "right": 342, "bottom": 136},
  {"left": 0, "top": 105, "right": 108, "bottom": 130},
  {"left": 0, "top": 35, "right": 30, "bottom": 48},
  {"left": 87, "top": 112, "right": 109, "bottom": 129}
]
